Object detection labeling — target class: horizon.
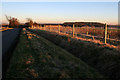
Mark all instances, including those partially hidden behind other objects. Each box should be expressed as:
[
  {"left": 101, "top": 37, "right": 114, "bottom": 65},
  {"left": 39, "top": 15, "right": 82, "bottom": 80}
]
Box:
[
  {"left": 1, "top": 2, "right": 118, "bottom": 25},
  {"left": 1, "top": 22, "right": 120, "bottom": 26}
]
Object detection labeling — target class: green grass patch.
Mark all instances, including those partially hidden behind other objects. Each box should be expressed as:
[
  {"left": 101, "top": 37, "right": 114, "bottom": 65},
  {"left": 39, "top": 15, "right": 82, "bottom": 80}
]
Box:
[
  {"left": 6, "top": 29, "right": 103, "bottom": 79},
  {"left": 6, "top": 30, "right": 36, "bottom": 78}
]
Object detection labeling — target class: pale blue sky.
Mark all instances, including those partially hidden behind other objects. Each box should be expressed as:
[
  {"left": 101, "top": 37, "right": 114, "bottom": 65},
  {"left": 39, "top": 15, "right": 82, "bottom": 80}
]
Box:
[
  {"left": 1, "top": 2, "right": 118, "bottom": 25},
  {"left": 1, "top": 0, "right": 120, "bottom": 2}
]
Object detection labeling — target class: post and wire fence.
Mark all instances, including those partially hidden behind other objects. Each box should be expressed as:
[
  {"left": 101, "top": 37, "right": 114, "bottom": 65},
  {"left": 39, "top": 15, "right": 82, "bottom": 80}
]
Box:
[{"left": 30, "top": 23, "right": 120, "bottom": 46}]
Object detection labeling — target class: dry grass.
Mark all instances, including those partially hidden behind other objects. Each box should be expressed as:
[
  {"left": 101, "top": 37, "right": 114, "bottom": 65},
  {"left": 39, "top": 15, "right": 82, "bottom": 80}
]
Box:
[
  {"left": 50, "top": 30, "right": 119, "bottom": 50},
  {"left": 34, "top": 26, "right": 120, "bottom": 40},
  {"left": 32, "top": 26, "right": 120, "bottom": 47},
  {"left": 6, "top": 28, "right": 103, "bottom": 79},
  {"left": 29, "top": 29, "right": 120, "bottom": 79},
  {"left": 1, "top": 27, "right": 13, "bottom": 31}
]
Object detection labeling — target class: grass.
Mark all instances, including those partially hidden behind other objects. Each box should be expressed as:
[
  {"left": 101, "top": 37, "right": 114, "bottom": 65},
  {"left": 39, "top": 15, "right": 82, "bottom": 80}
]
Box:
[
  {"left": 58, "top": 26, "right": 120, "bottom": 40},
  {"left": 28, "top": 29, "right": 120, "bottom": 80},
  {"left": 6, "top": 28, "right": 103, "bottom": 79},
  {"left": 77, "top": 34, "right": 120, "bottom": 46},
  {"left": 6, "top": 29, "right": 35, "bottom": 78},
  {"left": 38, "top": 26, "right": 120, "bottom": 46}
]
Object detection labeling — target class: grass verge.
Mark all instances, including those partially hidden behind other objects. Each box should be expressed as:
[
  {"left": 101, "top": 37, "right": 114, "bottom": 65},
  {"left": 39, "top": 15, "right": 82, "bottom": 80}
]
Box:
[
  {"left": 6, "top": 28, "right": 104, "bottom": 79},
  {"left": 28, "top": 29, "right": 120, "bottom": 80}
]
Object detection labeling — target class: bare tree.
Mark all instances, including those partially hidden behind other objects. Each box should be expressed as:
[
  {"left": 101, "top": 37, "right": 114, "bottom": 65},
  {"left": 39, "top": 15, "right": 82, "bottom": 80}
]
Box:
[
  {"left": 26, "top": 18, "right": 33, "bottom": 27},
  {"left": 5, "top": 15, "right": 20, "bottom": 28}
]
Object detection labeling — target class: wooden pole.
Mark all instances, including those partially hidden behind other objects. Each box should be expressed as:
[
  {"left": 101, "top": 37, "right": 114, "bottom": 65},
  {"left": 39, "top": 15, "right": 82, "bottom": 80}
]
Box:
[
  {"left": 40, "top": 26, "right": 41, "bottom": 30},
  {"left": 58, "top": 25, "right": 60, "bottom": 34},
  {"left": 92, "top": 36, "right": 94, "bottom": 40},
  {"left": 87, "top": 32, "right": 88, "bottom": 36},
  {"left": 32, "top": 25, "right": 33, "bottom": 28},
  {"left": 50, "top": 25, "right": 51, "bottom": 32},
  {"left": 104, "top": 23, "right": 107, "bottom": 44},
  {"left": 44, "top": 24, "right": 45, "bottom": 30},
  {"left": 39, "top": 25, "right": 41, "bottom": 30},
  {"left": 87, "top": 26, "right": 88, "bottom": 36},
  {"left": 108, "top": 34, "right": 109, "bottom": 39},
  {"left": 73, "top": 24, "right": 75, "bottom": 37}
]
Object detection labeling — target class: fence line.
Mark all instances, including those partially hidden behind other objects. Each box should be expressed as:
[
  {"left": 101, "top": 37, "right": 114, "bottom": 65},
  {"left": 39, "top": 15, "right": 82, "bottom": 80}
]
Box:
[{"left": 30, "top": 24, "right": 120, "bottom": 45}]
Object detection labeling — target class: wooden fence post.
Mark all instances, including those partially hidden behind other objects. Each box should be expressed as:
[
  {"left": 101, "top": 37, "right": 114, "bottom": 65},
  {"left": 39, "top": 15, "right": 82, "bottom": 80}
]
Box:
[
  {"left": 92, "top": 36, "right": 94, "bottom": 40},
  {"left": 104, "top": 23, "right": 107, "bottom": 44},
  {"left": 108, "top": 34, "right": 109, "bottom": 39},
  {"left": 87, "top": 32, "right": 88, "bottom": 36},
  {"left": 50, "top": 25, "right": 51, "bottom": 32},
  {"left": 32, "top": 25, "right": 33, "bottom": 28},
  {"left": 73, "top": 24, "right": 75, "bottom": 37},
  {"left": 87, "top": 26, "right": 88, "bottom": 36},
  {"left": 58, "top": 25, "right": 60, "bottom": 34},
  {"left": 40, "top": 25, "right": 41, "bottom": 30},
  {"left": 44, "top": 24, "right": 45, "bottom": 30}
]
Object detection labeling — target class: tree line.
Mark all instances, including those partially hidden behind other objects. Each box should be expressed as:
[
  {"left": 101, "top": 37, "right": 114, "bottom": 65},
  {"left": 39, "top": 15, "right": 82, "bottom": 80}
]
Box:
[{"left": 5, "top": 15, "right": 35, "bottom": 28}]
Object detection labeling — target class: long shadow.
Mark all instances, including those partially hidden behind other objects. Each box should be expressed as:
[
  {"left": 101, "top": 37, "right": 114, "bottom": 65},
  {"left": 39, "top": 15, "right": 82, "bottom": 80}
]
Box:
[{"left": 2, "top": 28, "right": 22, "bottom": 79}]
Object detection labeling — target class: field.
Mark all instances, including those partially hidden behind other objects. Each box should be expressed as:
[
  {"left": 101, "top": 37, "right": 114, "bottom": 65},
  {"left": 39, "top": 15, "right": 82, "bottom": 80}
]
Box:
[
  {"left": 27, "top": 28, "right": 120, "bottom": 79},
  {"left": 5, "top": 27, "right": 120, "bottom": 79},
  {"left": 32, "top": 26, "right": 120, "bottom": 47},
  {"left": 6, "top": 28, "right": 103, "bottom": 79}
]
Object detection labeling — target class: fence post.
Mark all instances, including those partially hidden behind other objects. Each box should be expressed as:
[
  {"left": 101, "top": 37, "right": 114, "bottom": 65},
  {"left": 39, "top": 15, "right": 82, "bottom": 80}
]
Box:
[
  {"left": 40, "top": 26, "right": 41, "bottom": 30},
  {"left": 32, "top": 25, "right": 33, "bottom": 28},
  {"left": 73, "top": 24, "right": 75, "bottom": 37},
  {"left": 58, "top": 25, "right": 60, "bottom": 34},
  {"left": 104, "top": 23, "right": 107, "bottom": 44},
  {"left": 87, "top": 26, "right": 88, "bottom": 36},
  {"left": 92, "top": 36, "right": 94, "bottom": 40},
  {"left": 87, "top": 32, "right": 88, "bottom": 36},
  {"left": 44, "top": 24, "right": 45, "bottom": 30},
  {"left": 50, "top": 25, "right": 51, "bottom": 32},
  {"left": 39, "top": 25, "right": 41, "bottom": 30},
  {"left": 108, "top": 34, "right": 109, "bottom": 39}
]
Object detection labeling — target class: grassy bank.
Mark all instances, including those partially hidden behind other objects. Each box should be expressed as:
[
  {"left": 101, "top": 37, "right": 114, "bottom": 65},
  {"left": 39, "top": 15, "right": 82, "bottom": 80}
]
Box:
[
  {"left": 6, "top": 28, "right": 103, "bottom": 79},
  {"left": 28, "top": 29, "right": 120, "bottom": 80}
]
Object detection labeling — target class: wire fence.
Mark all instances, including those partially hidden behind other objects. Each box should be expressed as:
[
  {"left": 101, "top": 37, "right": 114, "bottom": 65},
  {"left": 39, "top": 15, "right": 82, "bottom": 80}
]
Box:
[{"left": 30, "top": 24, "right": 120, "bottom": 46}]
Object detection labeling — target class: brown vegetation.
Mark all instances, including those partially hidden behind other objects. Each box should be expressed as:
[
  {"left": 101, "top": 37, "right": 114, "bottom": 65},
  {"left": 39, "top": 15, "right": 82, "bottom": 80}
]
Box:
[
  {"left": 5, "top": 15, "right": 20, "bottom": 28},
  {"left": 37, "top": 26, "right": 120, "bottom": 40},
  {"left": 28, "top": 29, "right": 120, "bottom": 80}
]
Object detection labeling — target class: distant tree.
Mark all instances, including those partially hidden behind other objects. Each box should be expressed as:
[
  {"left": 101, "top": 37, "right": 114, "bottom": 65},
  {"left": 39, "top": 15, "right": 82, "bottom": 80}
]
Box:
[
  {"left": 33, "top": 22, "right": 38, "bottom": 26},
  {"left": 34, "top": 22, "right": 37, "bottom": 24},
  {"left": 24, "top": 23, "right": 29, "bottom": 28},
  {"left": 26, "top": 18, "right": 33, "bottom": 27},
  {"left": 5, "top": 15, "right": 20, "bottom": 28}
]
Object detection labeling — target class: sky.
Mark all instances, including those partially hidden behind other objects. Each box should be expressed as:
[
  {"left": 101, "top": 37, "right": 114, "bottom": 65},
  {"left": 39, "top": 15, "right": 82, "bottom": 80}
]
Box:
[
  {"left": 1, "top": 0, "right": 120, "bottom": 2},
  {"left": 1, "top": 2, "right": 119, "bottom": 25}
]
